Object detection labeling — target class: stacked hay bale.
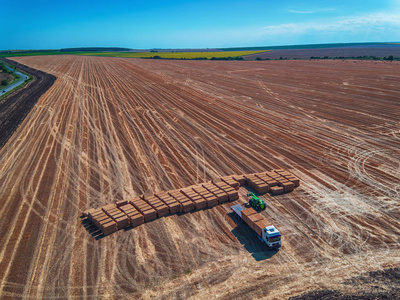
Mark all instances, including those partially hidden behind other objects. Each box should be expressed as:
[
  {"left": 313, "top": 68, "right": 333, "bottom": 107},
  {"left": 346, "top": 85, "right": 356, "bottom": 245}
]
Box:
[
  {"left": 102, "top": 204, "right": 130, "bottom": 230},
  {"left": 155, "top": 192, "right": 181, "bottom": 214},
  {"left": 130, "top": 198, "right": 157, "bottom": 222},
  {"left": 118, "top": 203, "right": 144, "bottom": 227},
  {"left": 142, "top": 195, "right": 170, "bottom": 217},
  {"left": 220, "top": 176, "right": 240, "bottom": 189},
  {"left": 180, "top": 187, "right": 207, "bottom": 210},
  {"left": 212, "top": 181, "right": 239, "bottom": 201},
  {"left": 168, "top": 190, "right": 195, "bottom": 213},
  {"left": 244, "top": 174, "right": 269, "bottom": 194},
  {"left": 192, "top": 185, "right": 219, "bottom": 208},
  {"left": 202, "top": 182, "right": 229, "bottom": 204},
  {"left": 85, "top": 208, "right": 117, "bottom": 236}
]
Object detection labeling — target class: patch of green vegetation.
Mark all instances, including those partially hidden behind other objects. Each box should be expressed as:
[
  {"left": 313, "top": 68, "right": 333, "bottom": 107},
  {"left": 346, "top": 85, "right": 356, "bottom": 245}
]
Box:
[
  {"left": 0, "top": 62, "right": 19, "bottom": 86},
  {"left": 0, "top": 61, "right": 11, "bottom": 73}
]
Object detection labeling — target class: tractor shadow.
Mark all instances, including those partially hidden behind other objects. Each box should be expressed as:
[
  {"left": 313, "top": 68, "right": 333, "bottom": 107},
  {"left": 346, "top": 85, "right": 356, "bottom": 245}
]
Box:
[{"left": 228, "top": 212, "right": 278, "bottom": 261}]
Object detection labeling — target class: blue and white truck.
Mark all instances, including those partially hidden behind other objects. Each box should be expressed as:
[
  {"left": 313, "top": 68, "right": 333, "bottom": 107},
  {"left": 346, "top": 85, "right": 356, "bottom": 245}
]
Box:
[{"left": 231, "top": 204, "right": 281, "bottom": 248}]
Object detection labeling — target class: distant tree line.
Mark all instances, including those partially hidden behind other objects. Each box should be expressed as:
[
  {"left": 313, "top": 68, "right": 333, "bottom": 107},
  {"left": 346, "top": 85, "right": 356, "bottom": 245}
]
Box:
[
  {"left": 210, "top": 56, "right": 244, "bottom": 60},
  {"left": 0, "top": 49, "right": 58, "bottom": 54},
  {"left": 308, "top": 55, "right": 397, "bottom": 61},
  {"left": 141, "top": 54, "right": 399, "bottom": 61},
  {"left": 252, "top": 55, "right": 398, "bottom": 61}
]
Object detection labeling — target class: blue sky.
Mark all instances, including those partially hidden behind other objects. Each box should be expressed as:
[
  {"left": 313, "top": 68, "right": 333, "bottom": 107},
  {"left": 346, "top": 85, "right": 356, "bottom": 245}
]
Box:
[{"left": 2, "top": 0, "right": 400, "bottom": 50}]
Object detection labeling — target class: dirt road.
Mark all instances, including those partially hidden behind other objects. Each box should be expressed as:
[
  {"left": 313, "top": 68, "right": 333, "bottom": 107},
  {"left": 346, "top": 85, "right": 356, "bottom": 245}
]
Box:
[
  {"left": 0, "top": 56, "right": 399, "bottom": 299},
  {"left": 1, "top": 63, "right": 29, "bottom": 94}
]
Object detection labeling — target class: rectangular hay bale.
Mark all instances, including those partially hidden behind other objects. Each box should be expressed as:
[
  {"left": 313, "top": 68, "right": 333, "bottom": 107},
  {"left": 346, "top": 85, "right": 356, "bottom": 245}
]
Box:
[
  {"left": 181, "top": 201, "right": 195, "bottom": 213},
  {"left": 115, "top": 215, "right": 130, "bottom": 229},
  {"left": 116, "top": 200, "right": 128, "bottom": 207},
  {"left": 270, "top": 186, "right": 284, "bottom": 195},
  {"left": 253, "top": 219, "right": 270, "bottom": 237},
  {"left": 241, "top": 207, "right": 257, "bottom": 226},
  {"left": 281, "top": 181, "right": 294, "bottom": 192}
]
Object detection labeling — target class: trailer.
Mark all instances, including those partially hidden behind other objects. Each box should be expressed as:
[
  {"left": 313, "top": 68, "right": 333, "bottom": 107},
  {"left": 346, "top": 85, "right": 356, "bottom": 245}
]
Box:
[{"left": 231, "top": 204, "right": 281, "bottom": 248}]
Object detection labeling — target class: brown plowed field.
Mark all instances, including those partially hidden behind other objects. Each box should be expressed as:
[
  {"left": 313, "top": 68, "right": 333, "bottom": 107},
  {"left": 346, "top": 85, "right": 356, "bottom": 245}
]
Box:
[{"left": 0, "top": 56, "right": 399, "bottom": 299}]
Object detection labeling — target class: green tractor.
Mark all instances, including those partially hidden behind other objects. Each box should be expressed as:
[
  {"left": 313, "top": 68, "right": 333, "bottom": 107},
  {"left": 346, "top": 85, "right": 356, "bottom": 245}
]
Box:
[{"left": 247, "top": 192, "right": 266, "bottom": 211}]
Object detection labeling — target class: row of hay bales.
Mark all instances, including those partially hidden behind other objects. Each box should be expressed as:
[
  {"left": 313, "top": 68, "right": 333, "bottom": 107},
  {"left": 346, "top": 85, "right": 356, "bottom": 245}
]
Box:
[
  {"left": 84, "top": 179, "right": 239, "bottom": 236},
  {"left": 243, "top": 169, "right": 300, "bottom": 195},
  {"left": 83, "top": 169, "right": 300, "bottom": 236}
]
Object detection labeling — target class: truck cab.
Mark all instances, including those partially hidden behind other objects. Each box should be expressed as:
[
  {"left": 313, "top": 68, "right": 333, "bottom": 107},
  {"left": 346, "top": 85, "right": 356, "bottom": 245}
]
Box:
[
  {"left": 261, "top": 225, "right": 281, "bottom": 248},
  {"left": 231, "top": 204, "right": 281, "bottom": 249}
]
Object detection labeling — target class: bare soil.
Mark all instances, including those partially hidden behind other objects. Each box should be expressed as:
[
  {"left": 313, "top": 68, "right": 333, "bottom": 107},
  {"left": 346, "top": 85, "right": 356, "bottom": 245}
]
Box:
[
  {"left": 0, "top": 56, "right": 399, "bottom": 299},
  {"left": 0, "top": 58, "right": 56, "bottom": 148},
  {"left": 291, "top": 267, "right": 400, "bottom": 299}
]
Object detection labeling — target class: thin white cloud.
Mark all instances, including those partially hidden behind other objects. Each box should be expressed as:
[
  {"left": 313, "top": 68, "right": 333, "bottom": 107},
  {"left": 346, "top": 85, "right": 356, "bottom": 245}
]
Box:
[
  {"left": 263, "top": 13, "right": 400, "bottom": 35},
  {"left": 289, "top": 10, "right": 315, "bottom": 14},
  {"left": 289, "top": 8, "right": 335, "bottom": 14},
  {"left": 318, "top": 8, "right": 336, "bottom": 12}
]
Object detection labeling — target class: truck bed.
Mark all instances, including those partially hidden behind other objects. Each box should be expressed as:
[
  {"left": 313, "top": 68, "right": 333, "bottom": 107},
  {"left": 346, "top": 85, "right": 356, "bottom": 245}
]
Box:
[{"left": 231, "top": 204, "right": 245, "bottom": 218}]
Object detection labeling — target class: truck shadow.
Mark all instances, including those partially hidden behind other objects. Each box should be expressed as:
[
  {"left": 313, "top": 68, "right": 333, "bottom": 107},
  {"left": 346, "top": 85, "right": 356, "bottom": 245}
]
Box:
[{"left": 228, "top": 212, "right": 279, "bottom": 261}]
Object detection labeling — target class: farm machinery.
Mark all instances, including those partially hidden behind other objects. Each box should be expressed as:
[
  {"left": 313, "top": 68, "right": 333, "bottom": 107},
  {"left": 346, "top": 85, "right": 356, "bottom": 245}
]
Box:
[{"left": 247, "top": 192, "right": 265, "bottom": 211}]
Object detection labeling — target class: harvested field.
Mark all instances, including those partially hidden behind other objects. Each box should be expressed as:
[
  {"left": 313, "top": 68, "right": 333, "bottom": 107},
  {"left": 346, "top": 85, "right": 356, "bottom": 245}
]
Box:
[
  {"left": 244, "top": 46, "right": 400, "bottom": 60},
  {"left": 0, "top": 56, "right": 399, "bottom": 299}
]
